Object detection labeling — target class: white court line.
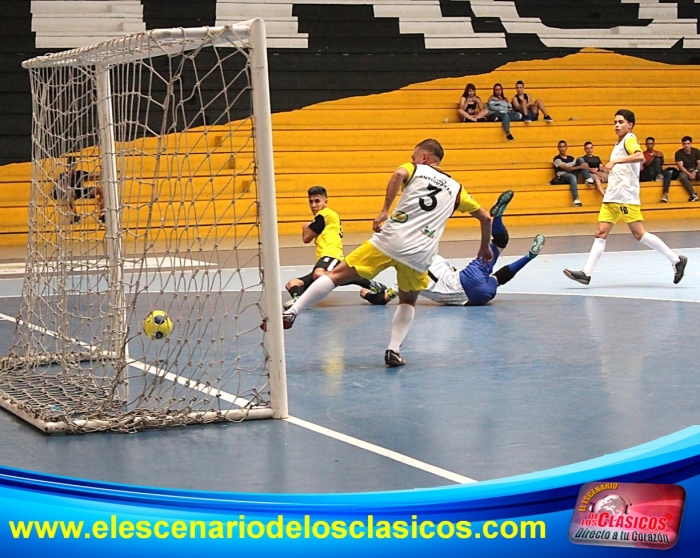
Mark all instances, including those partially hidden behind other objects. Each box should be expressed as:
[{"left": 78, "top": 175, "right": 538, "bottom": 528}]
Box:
[
  {"left": 0, "top": 310, "right": 474, "bottom": 484},
  {"left": 284, "top": 416, "right": 476, "bottom": 484},
  {"left": 502, "top": 290, "right": 700, "bottom": 304},
  {"left": 2, "top": 246, "right": 698, "bottom": 484}
]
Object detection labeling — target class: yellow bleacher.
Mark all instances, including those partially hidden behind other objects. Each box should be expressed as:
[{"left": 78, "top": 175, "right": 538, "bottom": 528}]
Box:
[{"left": 1, "top": 49, "right": 699, "bottom": 246}]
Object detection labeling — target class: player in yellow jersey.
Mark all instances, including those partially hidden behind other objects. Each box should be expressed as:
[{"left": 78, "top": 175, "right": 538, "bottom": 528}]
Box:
[
  {"left": 283, "top": 186, "right": 390, "bottom": 309},
  {"left": 266, "top": 139, "right": 493, "bottom": 367},
  {"left": 564, "top": 109, "right": 687, "bottom": 285}
]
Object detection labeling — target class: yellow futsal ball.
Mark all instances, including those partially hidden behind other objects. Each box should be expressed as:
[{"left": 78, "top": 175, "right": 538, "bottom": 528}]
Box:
[{"left": 143, "top": 310, "right": 173, "bottom": 340}]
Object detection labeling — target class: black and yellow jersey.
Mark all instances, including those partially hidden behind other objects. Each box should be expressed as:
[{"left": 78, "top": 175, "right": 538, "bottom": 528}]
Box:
[{"left": 310, "top": 207, "right": 344, "bottom": 261}]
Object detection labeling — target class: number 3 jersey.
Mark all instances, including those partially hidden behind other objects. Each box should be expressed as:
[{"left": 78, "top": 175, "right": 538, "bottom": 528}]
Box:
[{"left": 369, "top": 163, "right": 477, "bottom": 272}]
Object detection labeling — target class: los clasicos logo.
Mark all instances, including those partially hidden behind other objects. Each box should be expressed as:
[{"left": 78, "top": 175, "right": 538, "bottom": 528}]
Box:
[{"left": 568, "top": 482, "right": 685, "bottom": 550}]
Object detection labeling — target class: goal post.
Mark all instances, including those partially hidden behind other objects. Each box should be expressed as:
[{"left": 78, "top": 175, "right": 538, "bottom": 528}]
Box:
[{"left": 0, "top": 20, "right": 288, "bottom": 433}]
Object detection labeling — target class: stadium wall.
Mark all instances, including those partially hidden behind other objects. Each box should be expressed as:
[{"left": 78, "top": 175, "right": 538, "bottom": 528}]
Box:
[{"left": 1, "top": 1, "right": 700, "bottom": 244}]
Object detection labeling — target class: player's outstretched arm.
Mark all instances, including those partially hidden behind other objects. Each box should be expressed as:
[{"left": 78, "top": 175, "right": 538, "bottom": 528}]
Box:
[
  {"left": 470, "top": 207, "right": 493, "bottom": 262},
  {"left": 373, "top": 167, "right": 408, "bottom": 232}
]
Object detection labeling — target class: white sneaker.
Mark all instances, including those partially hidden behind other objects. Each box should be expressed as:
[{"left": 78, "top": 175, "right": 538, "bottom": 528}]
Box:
[
  {"left": 573, "top": 198, "right": 582, "bottom": 207},
  {"left": 283, "top": 295, "right": 299, "bottom": 311},
  {"left": 585, "top": 178, "right": 595, "bottom": 185}
]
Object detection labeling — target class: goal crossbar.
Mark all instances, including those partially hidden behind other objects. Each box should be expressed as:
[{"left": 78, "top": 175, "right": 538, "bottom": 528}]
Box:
[
  {"left": 1, "top": 19, "right": 288, "bottom": 434},
  {"left": 22, "top": 23, "right": 256, "bottom": 69}
]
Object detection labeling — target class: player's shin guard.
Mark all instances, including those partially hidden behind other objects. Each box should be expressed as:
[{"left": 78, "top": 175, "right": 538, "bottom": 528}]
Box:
[
  {"left": 287, "top": 284, "right": 304, "bottom": 299},
  {"left": 300, "top": 272, "right": 315, "bottom": 290},
  {"left": 492, "top": 227, "right": 509, "bottom": 249},
  {"left": 388, "top": 304, "right": 415, "bottom": 352},
  {"left": 494, "top": 265, "right": 516, "bottom": 286},
  {"left": 361, "top": 289, "right": 390, "bottom": 305},
  {"left": 350, "top": 277, "right": 374, "bottom": 289}
]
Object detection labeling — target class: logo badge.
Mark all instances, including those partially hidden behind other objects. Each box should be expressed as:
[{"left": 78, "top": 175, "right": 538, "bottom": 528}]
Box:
[
  {"left": 390, "top": 211, "right": 408, "bottom": 223},
  {"left": 569, "top": 482, "right": 685, "bottom": 550}
]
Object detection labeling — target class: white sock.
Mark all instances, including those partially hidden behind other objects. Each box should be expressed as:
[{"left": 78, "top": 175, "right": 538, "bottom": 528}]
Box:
[
  {"left": 639, "top": 232, "right": 680, "bottom": 264},
  {"left": 388, "top": 304, "right": 415, "bottom": 352},
  {"left": 287, "top": 274, "right": 335, "bottom": 316},
  {"left": 583, "top": 237, "right": 606, "bottom": 275}
]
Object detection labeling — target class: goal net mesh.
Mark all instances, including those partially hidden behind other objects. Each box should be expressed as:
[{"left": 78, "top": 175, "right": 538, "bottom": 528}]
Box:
[{"left": 0, "top": 24, "right": 285, "bottom": 433}]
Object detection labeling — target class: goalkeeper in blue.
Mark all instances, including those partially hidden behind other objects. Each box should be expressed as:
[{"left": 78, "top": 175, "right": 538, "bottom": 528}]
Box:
[{"left": 362, "top": 190, "right": 545, "bottom": 306}]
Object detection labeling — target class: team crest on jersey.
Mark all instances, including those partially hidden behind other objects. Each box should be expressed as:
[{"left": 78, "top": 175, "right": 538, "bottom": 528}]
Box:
[{"left": 390, "top": 211, "right": 409, "bottom": 223}]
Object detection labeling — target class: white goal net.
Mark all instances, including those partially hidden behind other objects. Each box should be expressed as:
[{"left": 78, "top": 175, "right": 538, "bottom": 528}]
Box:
[{"left": 0, "top": 20, "right": 287, "bottom": 433}]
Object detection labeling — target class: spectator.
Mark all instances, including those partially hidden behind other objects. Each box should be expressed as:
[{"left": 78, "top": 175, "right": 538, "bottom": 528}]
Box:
[
  {"left": 640, "top": 136, "right": 664, "bottom": 183},
  {"left": 486, "top": 83, "right": 522, "bottom": 141},
  {"left": 662, "top": 136, "right": 700, "bottom": 203},
  {"left": 457, "top": 83, "right": 489, "bottom": 122},
  {"left": 51, "top": 156, "right": 104, "bottom": 223},
  {"left": 551, "top": 140, "right": 595, "bottom": 207},
  {"left": 581, "top": 141, "right": 606, "bottom": 197},
  {"left": 511, "top": 80, "right": 553, "bottom": 123}
]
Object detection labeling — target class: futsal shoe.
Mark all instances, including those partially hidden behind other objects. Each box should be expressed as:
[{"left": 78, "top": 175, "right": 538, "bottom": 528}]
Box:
[
  {"left": 674, "top": 256, "right": 688, "bottom": 284},
  {"left": 259, "top": 312, "right": 296, "bottom": 332},
  {"left": 528, "top": 234, "right": 546, "bottom": 258},
  {"left": 490, "top": 190, "right": 514, "bottom": 218},
  {"left": 368, "top": 280, "right": 384, "bottom": 294},
  {"left": 563, "top": 269, "right": 591, "bottom": 285},
  {"left": 360, "top": 284, "right": 397, "bottom": 305},
  {"left": 384, "top": 349, "right": 406, "bottom": 367},
  {"left": 282, "top": 295, "right": 298, "bottom": 311}
]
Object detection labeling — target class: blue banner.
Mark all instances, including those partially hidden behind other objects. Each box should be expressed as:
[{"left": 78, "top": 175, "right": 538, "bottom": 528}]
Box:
[{"left": 2, "top": 426, "right": 700, "bottom": 557}]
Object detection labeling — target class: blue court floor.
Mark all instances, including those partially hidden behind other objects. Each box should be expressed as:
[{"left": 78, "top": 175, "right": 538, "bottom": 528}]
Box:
[{"left": 0, "top": 225, "right": 699, "bottom": 494}]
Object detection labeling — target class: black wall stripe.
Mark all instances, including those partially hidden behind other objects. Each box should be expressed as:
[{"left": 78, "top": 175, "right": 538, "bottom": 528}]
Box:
[{"left": 1, "top": 1, "right": 700, "bottom": 166}]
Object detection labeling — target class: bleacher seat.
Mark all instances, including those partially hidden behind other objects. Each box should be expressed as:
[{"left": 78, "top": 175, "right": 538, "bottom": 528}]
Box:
[
  {"left": 31, "top": 0, "right": 144, "bottom": 48},
  {"left": 2, "top": 2, "right": 700, "bottom": 244}
]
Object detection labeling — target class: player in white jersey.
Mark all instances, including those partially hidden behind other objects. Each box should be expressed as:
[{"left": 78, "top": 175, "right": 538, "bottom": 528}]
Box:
[
  {"left": 262, "top": 138, "right": 493, "bottom": 367},
  {"left": 564, "top": 109, "right": 687, "bottom": 286},
  {"left": 362, "top": 191, "right": 545, "bottom": 306}
]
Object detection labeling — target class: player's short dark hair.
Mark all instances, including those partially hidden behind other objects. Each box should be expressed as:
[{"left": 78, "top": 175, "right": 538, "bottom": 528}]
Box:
[
  {"left": 307, "top": 186, "right": 328, "bottom": 198},
  {"left": 415, "top": 139, "right": 444, "bottom": 163},
  {"left": 558, "top": 140, "right": 567, "bottom": 146},
  {"left": 584, "top": 141, "right": 593, "bottom": 148},
  {"left": 645, "top": 137, "right": 655, "bottom": 143},
  {"left": 682, "top": 136, "right": 693, "bottom": 144},
  {"left": 615, "top": 109, "right": 635, "bottom": 125},
  {"left": 515, "top": 80, "right": 524, "bottom": 87}
]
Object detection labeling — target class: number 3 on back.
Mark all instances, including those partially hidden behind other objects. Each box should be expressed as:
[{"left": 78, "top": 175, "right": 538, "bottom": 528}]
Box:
[{"left": 419, "top": 185, "right": 440, "bottom": 211}]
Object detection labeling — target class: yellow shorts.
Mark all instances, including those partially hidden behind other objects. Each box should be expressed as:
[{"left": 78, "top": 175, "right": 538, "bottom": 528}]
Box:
[
  {"left": 598, "top": 203, "right": 643, "bottom": 224},
  {"left": 345, "top": 241, "right": 430, "bottom": 292}
]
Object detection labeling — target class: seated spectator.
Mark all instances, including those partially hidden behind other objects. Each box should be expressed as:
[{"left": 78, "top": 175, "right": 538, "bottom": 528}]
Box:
[
  {"left": 486, "top": 83, "right": 522, "bottom": 141},
  {"left": 640, "top": 136, "right": 664, "bottom": 183},
  {"left": 581, "top": 141, "right": 606, "bottom": 197},
  {"left": 457, "top": 83, "right": 489, "bottom": 122},
  {"left": 551, "top": 140, "right": 595, "bottom": 207},
  {"left": 661, "top": 135, "right": 700, "bottom": 203},
  {"left": 51, "top": 156, "right": 104, "bottom": 223},
  {"left": 511, "top": 80, "right": 553, "bottom": 123}
]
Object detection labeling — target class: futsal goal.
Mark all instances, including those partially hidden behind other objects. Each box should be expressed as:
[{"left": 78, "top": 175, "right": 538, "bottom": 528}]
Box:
[{"left": 0, "top": 20, "right": 288, "bottom": 433}]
